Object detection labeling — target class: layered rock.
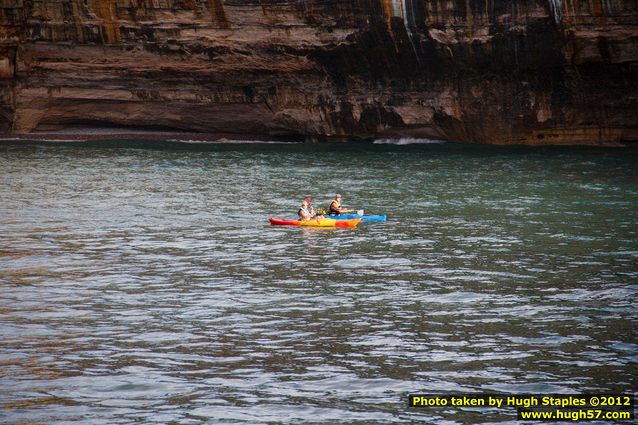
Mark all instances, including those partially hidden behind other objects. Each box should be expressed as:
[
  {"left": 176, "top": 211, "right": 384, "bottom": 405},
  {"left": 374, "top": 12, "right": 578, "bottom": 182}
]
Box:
[{"left": 0, "top": 0, "right": 637, "bottom": 144}]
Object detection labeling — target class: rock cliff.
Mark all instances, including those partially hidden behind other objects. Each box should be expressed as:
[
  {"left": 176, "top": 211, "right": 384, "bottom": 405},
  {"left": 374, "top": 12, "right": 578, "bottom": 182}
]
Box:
[{"left": 1, "top": 1, "right": 637, "bottom": 144}]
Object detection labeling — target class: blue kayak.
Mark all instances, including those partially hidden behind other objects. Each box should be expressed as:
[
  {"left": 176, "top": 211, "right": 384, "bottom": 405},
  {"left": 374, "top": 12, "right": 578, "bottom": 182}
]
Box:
[{"left": 324, "top": 214, "right": 386, "bottom": 222}]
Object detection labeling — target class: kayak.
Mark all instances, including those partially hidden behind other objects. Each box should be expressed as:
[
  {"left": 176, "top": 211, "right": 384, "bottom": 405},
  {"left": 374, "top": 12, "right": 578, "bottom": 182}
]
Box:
[
  {"left": 324, "top": 214, "right": 386, "bottom": 222},
  {"left": 269, "top": 217, "right": 362, "bottom": 228}
]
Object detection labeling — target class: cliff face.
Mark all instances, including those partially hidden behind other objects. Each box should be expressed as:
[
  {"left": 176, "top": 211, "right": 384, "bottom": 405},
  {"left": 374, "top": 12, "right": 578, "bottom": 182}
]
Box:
[{"left": 1, "top": 0, "right": 637, "bottom": 144}]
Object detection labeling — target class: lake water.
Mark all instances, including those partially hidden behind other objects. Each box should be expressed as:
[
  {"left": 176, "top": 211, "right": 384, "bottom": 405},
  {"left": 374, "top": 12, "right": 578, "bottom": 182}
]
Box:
[{"left": 1, "top": 141, "right": 637, "bottom": 424}]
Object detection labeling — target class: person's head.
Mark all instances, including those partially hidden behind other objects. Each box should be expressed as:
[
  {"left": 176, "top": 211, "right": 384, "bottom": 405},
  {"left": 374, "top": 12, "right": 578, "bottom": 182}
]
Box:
[
  {"left": 335, "top": 194, "right": 342, "bottom": 201},
  {"left": 301, "top": 200, "right": 308, "bottom": 208}
]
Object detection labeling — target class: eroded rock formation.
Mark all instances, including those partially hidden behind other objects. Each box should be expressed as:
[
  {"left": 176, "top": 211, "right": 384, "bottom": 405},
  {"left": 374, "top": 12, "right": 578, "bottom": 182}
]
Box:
[{"left": 1, "top": 1, "right": 637, "bottom": 144}]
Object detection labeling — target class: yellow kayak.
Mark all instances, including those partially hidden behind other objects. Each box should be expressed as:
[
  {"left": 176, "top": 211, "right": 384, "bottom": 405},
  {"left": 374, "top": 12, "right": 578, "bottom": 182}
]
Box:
[{"left": 269, "top": 217, "right": 362, "bottom": 228}]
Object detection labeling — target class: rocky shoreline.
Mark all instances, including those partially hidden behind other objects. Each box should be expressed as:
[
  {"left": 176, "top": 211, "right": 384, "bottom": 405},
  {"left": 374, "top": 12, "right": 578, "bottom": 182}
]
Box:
[
  {"left": 1, "top": 129, "right": 633, "bottom": 148},
  {"left": 1, "top": 1, "right": 637, "bottom": 146},
  {"left": 0, "top": 129, "right": 289, "bottom": 144}
]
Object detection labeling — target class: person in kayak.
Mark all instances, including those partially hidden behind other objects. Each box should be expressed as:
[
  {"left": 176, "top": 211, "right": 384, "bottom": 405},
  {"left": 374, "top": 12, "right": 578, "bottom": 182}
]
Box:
[
  {"left": 298, "top": 199, "right": 315, "bottom": 221},
  {"left": 328, "top": 194, "right": 353, "bottom": 216}
]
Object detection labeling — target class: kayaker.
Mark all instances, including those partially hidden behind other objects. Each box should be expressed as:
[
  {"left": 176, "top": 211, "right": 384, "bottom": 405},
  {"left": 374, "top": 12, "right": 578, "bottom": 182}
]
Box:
[
  {"left": 298, "top": 199, "right": 314, "bottom": 221},
  {"left": 328, "top": 194, "right": 353, "bottom": 216}
]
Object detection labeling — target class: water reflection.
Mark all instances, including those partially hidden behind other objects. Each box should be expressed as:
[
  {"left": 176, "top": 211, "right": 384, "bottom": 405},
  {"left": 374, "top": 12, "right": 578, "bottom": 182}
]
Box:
[{"left": 1, "top": 142, "right": 637, "bottom": 423}]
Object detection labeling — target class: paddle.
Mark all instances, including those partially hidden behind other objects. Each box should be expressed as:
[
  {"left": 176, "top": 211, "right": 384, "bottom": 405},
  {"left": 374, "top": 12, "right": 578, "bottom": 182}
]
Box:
[{"left": 305, "top": 195, "right": 317, "bottom": 216}]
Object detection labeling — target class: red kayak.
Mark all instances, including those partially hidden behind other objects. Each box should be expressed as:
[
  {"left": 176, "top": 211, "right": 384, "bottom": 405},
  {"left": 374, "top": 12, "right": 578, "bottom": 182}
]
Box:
[{"left": 269, "top": 217, "right": 362, "bottom": 228}]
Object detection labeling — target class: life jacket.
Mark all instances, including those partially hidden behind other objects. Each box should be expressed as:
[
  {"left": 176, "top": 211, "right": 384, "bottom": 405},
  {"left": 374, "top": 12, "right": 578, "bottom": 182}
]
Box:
[
  {"left": 298, "top": 207, "right": 311, "bottom": 220},
  {"left": 329, "top": 199, "right": 341, "bottom": 215}
]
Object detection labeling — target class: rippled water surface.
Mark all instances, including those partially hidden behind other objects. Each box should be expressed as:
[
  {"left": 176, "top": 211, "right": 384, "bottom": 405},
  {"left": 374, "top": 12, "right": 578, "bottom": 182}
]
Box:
[{"left": 1, "top": 141, "right": 637, "bottom": 424}]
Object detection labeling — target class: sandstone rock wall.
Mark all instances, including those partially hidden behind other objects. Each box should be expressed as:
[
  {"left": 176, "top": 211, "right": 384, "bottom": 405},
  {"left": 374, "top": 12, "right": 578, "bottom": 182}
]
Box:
[{"left": 0, "top": 0, "right": 637, "bottom": 144}]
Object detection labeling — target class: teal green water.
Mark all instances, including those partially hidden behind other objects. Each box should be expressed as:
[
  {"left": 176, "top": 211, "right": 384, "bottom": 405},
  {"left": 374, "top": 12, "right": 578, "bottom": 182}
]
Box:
[{"left": 1, "top": 141, "right": 637, "bottom": 423}]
